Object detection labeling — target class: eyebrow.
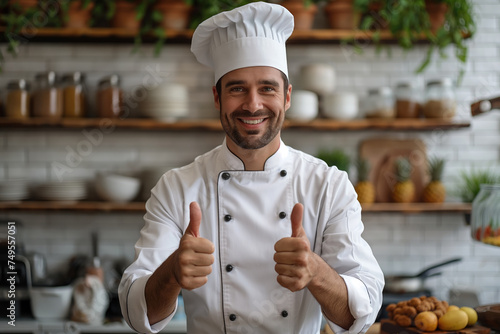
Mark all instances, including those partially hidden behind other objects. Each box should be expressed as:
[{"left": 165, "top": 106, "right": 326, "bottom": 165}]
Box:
[{"left": 224, "top": 79, "right": 281, "bottom": 88}]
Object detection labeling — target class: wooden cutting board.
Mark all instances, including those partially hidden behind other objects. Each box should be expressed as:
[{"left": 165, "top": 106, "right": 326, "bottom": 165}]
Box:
[
  {"left": 359, "top": 138, "right": 429, "bottom": 203},
  {"left": 380, "top": 319, "right": 491, "bottom": 334}
]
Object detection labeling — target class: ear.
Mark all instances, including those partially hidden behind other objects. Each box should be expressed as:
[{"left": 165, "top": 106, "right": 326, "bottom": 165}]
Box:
[
  {"left": 284, "top": 84, "right": 292, "bottom": 111},
  {"left": 212, "top": 86, "right": 221, "bottom": 111}
]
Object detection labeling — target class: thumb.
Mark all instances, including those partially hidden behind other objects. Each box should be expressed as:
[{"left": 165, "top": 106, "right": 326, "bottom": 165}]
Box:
[
  {"left": 186, "top": 201, "right": 202, "bottom": 237},
  {"left": 291, "top": 203, "right": 304, "bottom": 238}
]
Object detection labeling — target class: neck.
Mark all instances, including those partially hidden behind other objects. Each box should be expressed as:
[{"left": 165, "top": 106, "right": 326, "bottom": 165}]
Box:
[{"left": 226, "top": 135, "right": 281, "bottom": 171}]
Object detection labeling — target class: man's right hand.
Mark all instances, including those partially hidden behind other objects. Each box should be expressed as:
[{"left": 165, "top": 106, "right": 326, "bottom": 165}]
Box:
[{"left": 172, "top": 201, "right": 215, "bottom": 290}]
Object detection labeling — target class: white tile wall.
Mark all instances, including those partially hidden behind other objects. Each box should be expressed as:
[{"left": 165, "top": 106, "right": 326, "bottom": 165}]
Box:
[{"left": 1, "top": 0, "right": 499, "bottom": 307}]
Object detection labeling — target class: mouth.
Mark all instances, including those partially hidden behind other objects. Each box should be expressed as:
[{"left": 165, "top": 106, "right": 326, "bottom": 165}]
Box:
[{"left": 240, "top": 118, "right": 266, "bottom": 125}]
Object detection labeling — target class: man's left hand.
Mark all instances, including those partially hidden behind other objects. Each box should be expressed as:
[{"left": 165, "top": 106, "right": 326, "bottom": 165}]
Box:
[{"left": 274, "top": 203, "right": 318, "bottom": 292}]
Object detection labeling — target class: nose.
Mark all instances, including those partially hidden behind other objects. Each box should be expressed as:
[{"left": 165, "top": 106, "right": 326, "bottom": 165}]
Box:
[{"left": 242, "top": 89, "right": 263, "bottom": 113}]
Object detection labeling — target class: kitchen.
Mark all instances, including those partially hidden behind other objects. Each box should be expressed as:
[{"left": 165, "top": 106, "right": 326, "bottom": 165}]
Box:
[{"left": 0, "top": 0, "right": 499, "bottom": 333}]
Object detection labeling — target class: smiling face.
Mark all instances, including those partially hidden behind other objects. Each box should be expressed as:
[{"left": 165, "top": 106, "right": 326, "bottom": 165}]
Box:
[{"left": 214, "top": 66, "right": 291, "bottom": 153}]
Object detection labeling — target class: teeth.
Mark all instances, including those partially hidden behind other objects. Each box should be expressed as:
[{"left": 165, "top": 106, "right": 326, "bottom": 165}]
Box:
[{"left": 242, "top": 119, "right": 264, "bottom": 125}]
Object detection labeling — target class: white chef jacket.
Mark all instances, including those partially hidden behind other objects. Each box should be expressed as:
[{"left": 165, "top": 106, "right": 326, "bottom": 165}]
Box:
[{"left": 119, "top": 139, "right": 384, "bottom": 334}]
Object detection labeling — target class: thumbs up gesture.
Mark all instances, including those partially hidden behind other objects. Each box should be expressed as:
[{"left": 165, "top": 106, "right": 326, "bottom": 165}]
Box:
[
  {"left": 172, "top": 202, "right": 215, "bottom": 290},
  {"left": 274, "top": 203, "right": 318, "bottom": 292}
]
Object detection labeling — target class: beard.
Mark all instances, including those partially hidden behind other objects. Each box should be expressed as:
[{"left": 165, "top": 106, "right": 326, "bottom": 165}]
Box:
[{"left": 221, "top": 109, "right": 284, "bottom": 150}]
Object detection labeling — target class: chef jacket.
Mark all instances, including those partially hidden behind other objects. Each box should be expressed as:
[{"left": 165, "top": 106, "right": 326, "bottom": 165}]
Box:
[{"left": 119, "top": 139, "right": 384, "bottom": 334}]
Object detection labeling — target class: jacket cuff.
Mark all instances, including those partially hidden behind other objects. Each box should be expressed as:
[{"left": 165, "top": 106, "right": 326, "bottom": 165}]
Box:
[
  {"left": 124, "top": 275, "right": 178, "bottom": 334},
  {"left": 325, "top": 275, "right": 373, "bottom": 334}
]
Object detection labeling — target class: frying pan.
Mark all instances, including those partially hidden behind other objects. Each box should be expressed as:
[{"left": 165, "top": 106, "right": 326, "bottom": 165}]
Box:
[
  {"left": 470, "top": 96, "right": 500, "bottom": 116},
  {"left": 384, "top": 257, "right": 462, "bottom": 294}
]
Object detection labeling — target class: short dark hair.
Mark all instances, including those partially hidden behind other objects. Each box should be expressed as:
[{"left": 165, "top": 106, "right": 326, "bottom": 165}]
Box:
[{"left": 215, "top": 70, "right": 289, "bottom": 103}]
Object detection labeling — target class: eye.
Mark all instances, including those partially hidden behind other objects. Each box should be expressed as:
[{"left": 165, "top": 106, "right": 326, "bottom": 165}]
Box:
[
  {"left": 229, "top": 86, "right": 244, "bottom": 93},
  {"left": 261, "top": 86, "right": 276, "bottom": 93}
]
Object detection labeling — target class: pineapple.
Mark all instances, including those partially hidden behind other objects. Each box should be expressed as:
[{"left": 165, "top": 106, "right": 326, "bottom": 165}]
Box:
[
  {"left": 392, "top": 157, "right": 415, "bottom": 203},
  {"left": 423, "top": 157, "right": 446, "bottom": 203},
  {"left": 355, "top": 158, "right": 375, "bottom": 204}
]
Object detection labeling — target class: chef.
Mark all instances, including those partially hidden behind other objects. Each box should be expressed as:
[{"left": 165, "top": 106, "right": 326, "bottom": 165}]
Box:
[{"left": 118, "top": 2, "right": 384, "bottom": 333}]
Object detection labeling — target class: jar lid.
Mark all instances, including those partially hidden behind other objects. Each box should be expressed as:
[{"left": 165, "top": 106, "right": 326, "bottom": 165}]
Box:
[
  {"left": 7, "top": 79, "right": 30, "bottom": 90},
  {"left": 368, "top": 87, "right": 392, "bottom": 96},
  {"left": 427, "top": 78, "right": 453, "bottom": 87},
  {"left": 62, "top": 72, "right": 85, "bottom": 84},
  {"left": 98, "top": 74, "right": 120, "bottom": 87},
  {"left": 35, "top": 71, "right": 57, "bottom": 85}
]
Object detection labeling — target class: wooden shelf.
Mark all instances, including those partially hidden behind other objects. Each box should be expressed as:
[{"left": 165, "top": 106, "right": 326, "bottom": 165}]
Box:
[
  {"left": 0, "top": 201, "right": 471, "bottom": 214},
  {"left": 0, "top": 117, "right": 471, "bottom": 131},
  {"left": 1, "top": 27, "right": 404, "bottom": 43}
]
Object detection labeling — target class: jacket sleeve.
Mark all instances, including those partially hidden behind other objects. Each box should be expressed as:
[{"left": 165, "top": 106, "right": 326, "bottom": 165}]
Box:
[
  {"left": 118, "top": 177, "right": 184, "bottom": 334},
  {"left": 321, "top": 171, "right": 385, "bottom": 334}
]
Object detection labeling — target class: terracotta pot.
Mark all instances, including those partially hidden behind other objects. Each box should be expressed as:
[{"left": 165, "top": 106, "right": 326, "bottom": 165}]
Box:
[
  {"left": 281, "top": 0, "right": 317, "bottom": 30},
  {"left": 64, "top": 1, "right": 94, "bottom": 29},
  {"left": 425, "top": 0, "right": 448, "bottom": 33},
  {"left": 324, "top": 0, "right": 359, "bottom": 30},
  {"left": 112, "top": 0, "right": 140, "bottom": 31},
  {"left": 155, "top": 0, "right": 192, "bottom": 30}
]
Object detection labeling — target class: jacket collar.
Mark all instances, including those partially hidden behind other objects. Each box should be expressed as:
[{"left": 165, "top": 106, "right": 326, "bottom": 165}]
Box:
[{"left": 220, "top": 138, "right": 289, "bottom": 171}]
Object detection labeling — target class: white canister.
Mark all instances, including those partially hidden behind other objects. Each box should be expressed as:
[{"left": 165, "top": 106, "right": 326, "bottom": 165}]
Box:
[
  {"left": 299, "top": 64, "right": 336, "bottom": 96},
  {"left": 286, "top": 90, "right": 318, "bottom": 121},
  {"left": 322, "top": 92, "right": 358, "bottom": 120}
]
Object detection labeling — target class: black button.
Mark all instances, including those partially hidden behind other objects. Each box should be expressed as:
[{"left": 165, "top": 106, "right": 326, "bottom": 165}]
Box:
[
  {"left": 224, "top": 214, "right": 232, "bottom": 222},
  {"left": 281, "top": 310, "right": 288, "bottom": 318},
  {"left": 229, "top": 314, "right": 237, "bottom": 321},
  {"left": 279, "top": 211, "right": 286, "bottom": 219},
  {"left": 280, "top": 170, "right": 287, "bottom": 177},
  {"left": 226, "top": 264, "right": 233, "bottom": 272},
  {"left": 222, "top": 172, "right": 230, "bottom": 180}
]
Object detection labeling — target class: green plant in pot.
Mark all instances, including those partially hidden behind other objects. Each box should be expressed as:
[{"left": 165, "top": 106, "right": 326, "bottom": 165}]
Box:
[
  {"left": 454, "top": 168, "right": 500, "bottom": 224},
  {"left": 316, "top": 148, "right": 351, "bottom": 173},
  {"left": 189, "top": 0, "right": 251, "bottom": 29},
  {"left": 350, "top": 0, "right": 476, "bottom": 80}
]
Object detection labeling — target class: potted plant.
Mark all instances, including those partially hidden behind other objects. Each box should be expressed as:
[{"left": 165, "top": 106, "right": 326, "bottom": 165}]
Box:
[
  {"left": 60, "top": 0, "right": 94, "bottom": 29},
  {"left": 316, "top": 148, "right": 351, "bottom": 173},
  {"left": 280, "top": 0, "right": 318, "bottom": 30},
  {"left": 325, "top": 0, "right": 361, "bottom": 30},
  {"left": 113, "top": 0, "right": 141, "bottom": 31},
  {"left": 189, "top": 0, "right": 250, "bottom": 29}
]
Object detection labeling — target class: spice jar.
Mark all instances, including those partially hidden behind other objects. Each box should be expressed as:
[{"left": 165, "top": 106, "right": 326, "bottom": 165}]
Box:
[
  {"left": 422, "top": 78, "right": 456, "bottom": 119},
  {"left": 363, "top": 87, "right": 395, "bottom": 119},
  {"left": 395, "top": 82, "right": 420, "bottom": 118},
  {"left": 32, "top": 72, "right": 63, "bottom": 119},
  {"left": 62, "top": 72, "right": 87, "bottom": 118},
  {"left": 97, "top": 74, "right": 123, "bottom": 118},
  {"left": 6, "top": 79, "right": 30, "bottom": 119}
]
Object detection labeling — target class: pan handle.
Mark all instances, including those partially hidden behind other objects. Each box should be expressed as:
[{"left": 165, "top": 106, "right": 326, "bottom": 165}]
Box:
[
  {"left": 471, "top": 96, "right": 500, "bottom": 116},
  {"left": 416, "top": 257, "right": 462, "bottom": 278}
]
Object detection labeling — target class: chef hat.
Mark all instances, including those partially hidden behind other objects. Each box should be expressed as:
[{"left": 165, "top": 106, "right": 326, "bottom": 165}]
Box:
[{"left": 191, "top": 2, "right": 294, "bottom": 84}]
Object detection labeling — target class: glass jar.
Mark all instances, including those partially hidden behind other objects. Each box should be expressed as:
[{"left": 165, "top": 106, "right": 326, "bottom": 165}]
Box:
[
  {"left": 96, "top": 74, "right": 123, "bottom": 118},
  {"left": 32, "top": 71, "right": 63, "bottom": 119},
  {"left": 471, "top": 184, "right": 500, "bottom": 247},
  {"left": 6, "top": 79, "right": 30, "bottom": 119},
  {"left": 422, "top": 78, "right": 456, "bottom": 119},
  {"left": 395, "top": 82, "right": 420, "bottom": 118},
  {"left": 363, "top": 87, "right": 395, "bottom": 119},
  {"left": 62, "top": 72, "right": 87, "bottom": 118}
]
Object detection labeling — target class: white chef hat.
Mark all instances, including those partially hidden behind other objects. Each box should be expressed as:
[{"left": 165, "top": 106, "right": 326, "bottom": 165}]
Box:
[{"left": 191, "top": 2, "right": 294, "bottom": 84}]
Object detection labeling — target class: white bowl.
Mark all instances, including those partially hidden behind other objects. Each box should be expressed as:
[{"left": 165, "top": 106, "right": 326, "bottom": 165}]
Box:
[
  {"left": 299, "top": 64, "right": 336, "bottom": 96},
  {"left": 286, "top": 90, "right": 318, "bottom": 120},
  {"left": 95, "top": 174, "right": 141, "bottom": 203},
  {"left": 30, "top": 285, "right": 73, "bottom": 320},
  {"left": 322, "top": 92, "right": 359, "bottom": 120}
]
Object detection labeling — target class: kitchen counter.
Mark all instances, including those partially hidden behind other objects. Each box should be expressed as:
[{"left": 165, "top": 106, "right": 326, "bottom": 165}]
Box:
[{"left": 0, "top": 318, "right": 187, "bottom": 334}]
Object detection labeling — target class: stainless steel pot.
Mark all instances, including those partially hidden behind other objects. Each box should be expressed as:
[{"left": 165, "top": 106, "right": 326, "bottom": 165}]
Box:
[{"left": 384, "top": 257, "right": 462, "bottom": 294}]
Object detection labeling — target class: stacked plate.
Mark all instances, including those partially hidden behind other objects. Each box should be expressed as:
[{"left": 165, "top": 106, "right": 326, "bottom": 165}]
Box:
[
  {"left": 0, "top": 179, "right": 29, "bottom": 201},
  {"left": 141, "top": 83, "right": 189, "bottom": 122},
  {"left": 36, "top": 181, "right": 87, "bottom": 201}
]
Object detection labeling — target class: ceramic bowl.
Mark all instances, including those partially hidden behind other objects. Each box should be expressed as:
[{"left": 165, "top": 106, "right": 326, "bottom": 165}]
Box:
[
  {"left": 30, "top": 285, "right": 73, "bottom": 320},
  {"left": 286, "top": 90, "right": 318, "bottom": 121},
  {"left": 322, "top": 92, "right": 359, "bottom": 120},
  {"left": 476, "top": 303, "right": 500, "bottom": 330},
  {"left": 95, "top": 173, "right": 141, "bottom": 203},
  {"left": 299, "top": 64, "right": 336, "bottom": 96}
]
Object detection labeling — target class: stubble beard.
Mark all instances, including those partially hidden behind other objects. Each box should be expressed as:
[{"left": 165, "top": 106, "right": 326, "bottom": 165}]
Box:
[{"left": 221, "top": 109, "right": 284, "bottom": 150}]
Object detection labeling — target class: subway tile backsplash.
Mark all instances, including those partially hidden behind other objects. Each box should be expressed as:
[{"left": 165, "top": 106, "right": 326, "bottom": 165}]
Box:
[{"left": 1, "top": 0, "right": 499, "bottom": 307}]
